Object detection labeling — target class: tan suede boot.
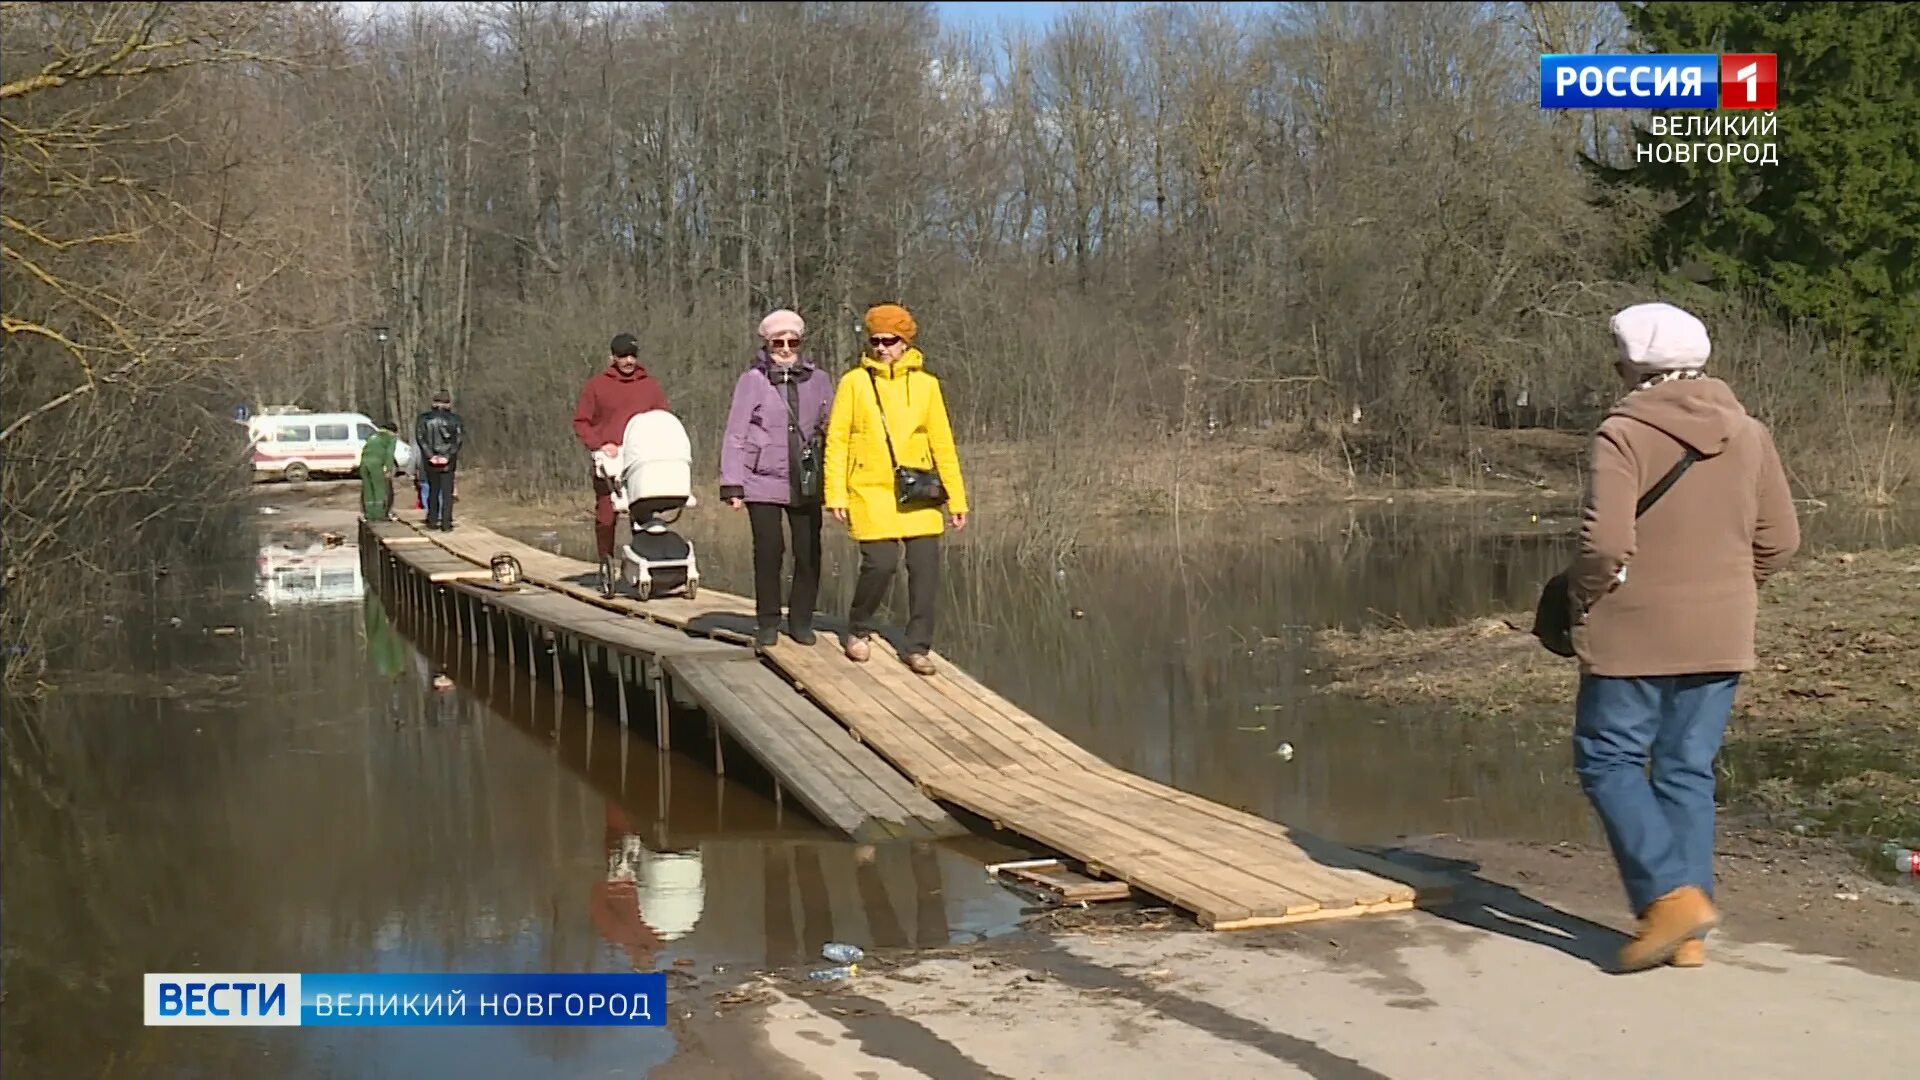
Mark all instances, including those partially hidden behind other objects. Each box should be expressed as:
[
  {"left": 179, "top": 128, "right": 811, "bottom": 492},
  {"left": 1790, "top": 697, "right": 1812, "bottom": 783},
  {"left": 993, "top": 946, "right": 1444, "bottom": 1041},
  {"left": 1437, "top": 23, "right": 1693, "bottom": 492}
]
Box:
[
  {"left": 1669, "top": 939, "right": 1706, "bottom": 968},
  {"left": 1619, "top": 886, "right": 1719, "bottom": 972}
]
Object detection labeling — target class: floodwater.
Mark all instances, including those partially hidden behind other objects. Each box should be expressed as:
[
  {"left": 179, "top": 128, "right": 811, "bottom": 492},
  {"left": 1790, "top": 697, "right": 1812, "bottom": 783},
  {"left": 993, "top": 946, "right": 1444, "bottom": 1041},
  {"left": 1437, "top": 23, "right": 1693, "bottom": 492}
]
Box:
[
  {"left": 510, "top": 495, "right": 1920, "bottom": 849},
  {"left": 0, "top": 502, "right": 1028, "bottom": 1078},
  {"left": 4, "top": 490, "right": 1915, "bottom": 1077}
]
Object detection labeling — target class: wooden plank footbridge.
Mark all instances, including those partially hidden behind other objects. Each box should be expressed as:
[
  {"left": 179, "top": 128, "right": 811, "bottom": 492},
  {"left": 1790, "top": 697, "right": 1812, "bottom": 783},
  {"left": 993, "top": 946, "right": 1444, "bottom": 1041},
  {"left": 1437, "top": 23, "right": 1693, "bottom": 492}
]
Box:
[{"left": 361, "top": 515, "right": 1447, "bottom": 929}]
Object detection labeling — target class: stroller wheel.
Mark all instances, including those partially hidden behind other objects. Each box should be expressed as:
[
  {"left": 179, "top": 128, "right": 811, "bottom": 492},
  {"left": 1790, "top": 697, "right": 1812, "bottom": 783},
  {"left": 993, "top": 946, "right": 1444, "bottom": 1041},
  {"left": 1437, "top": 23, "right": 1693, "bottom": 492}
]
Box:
[
  {"left": 635, "top": 578, "right": 652, "bottom": 602},
  {"left": 599, "top": 557, "right": 618, "bottom": 599},
  {"left": 684, "top": 576, "right": 698, "bottom": 601}
]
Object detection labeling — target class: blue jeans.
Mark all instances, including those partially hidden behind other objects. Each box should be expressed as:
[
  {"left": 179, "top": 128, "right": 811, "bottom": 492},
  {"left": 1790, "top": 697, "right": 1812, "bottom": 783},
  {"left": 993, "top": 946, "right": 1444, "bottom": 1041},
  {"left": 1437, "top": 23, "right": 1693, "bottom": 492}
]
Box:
[{"left": 1573, "top": 673, "right": 1739, "bottom": 915}]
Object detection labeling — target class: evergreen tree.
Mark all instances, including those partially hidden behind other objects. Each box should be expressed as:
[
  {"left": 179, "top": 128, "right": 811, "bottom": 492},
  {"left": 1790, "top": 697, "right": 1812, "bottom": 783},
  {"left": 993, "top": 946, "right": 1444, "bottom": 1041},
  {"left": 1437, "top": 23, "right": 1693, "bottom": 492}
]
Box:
[{"left": 1593, "top": 2, "right": 1920, "bottom": 376}]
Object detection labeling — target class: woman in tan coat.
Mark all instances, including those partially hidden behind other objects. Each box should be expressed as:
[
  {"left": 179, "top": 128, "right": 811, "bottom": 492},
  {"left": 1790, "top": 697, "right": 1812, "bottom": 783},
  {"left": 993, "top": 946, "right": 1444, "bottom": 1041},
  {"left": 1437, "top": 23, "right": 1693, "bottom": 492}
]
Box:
[{"left": 1566, "top": 302, "right": 1799, "bottom": 972}]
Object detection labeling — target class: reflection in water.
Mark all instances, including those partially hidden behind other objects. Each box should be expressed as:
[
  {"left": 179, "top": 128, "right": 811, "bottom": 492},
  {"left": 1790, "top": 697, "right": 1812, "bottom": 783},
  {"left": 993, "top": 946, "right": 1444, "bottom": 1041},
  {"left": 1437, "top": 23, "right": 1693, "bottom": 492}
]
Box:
[
  {"left": 594, "top": 802, "right": 698, "bottom": 972},
  {"left": 257, "top": 528, "right": 365, "bottom": 607},
  {"left": 405, "top": 593, "right": 1030, "bottom": 967},
  {"left": 0, "top": 529, "right": 1026, "bottom": 1080}
]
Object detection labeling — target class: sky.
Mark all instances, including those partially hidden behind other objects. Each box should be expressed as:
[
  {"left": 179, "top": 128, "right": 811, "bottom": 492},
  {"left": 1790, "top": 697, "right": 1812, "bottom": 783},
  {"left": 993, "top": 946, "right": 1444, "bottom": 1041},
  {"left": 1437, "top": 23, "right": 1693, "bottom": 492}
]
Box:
[{"left": 933, "top": 2, "right": 1077, "bottom": 32}]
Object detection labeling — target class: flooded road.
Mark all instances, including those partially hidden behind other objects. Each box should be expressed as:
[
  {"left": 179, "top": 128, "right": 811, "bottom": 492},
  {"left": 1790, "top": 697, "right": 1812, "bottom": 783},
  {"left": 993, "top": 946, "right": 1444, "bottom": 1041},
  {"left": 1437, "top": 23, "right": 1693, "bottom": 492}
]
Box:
[
  {"left": 5, "top": 489, "right": 1914, "bottom": 1077},
  {"left": 0, "top": 501, "right": 1027, "bottom": 1078}
]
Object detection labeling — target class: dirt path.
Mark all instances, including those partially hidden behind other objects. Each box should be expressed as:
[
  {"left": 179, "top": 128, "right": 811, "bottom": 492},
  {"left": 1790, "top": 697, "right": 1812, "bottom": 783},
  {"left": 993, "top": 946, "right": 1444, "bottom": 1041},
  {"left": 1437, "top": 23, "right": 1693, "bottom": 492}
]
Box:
[{"left": 658, "top": 829, "right": 1916, "bottom": 1079}]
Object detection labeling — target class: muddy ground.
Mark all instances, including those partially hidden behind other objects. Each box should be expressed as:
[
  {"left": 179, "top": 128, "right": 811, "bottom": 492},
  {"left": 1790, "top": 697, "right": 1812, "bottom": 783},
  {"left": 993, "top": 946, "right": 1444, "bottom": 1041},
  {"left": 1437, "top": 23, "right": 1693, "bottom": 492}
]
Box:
[
  {"left": 652, "top": 826, "right": 1915, "bottom": 1079},
  {"left": 1313, "top": 546, "right": 1920, "bottom": 848}
]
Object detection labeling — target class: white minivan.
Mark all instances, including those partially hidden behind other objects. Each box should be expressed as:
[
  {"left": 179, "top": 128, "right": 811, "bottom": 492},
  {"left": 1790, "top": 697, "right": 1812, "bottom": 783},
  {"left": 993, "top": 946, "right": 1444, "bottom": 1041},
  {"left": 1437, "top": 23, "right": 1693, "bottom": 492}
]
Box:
[{"left": 247, "top": 409, "right": 380, "bottom": 483}]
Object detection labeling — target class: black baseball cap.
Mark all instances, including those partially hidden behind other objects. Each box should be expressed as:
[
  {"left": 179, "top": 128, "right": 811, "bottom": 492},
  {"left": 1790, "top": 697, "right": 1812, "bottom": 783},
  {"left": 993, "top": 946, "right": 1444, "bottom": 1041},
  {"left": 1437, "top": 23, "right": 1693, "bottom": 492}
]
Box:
[{"left": 610, "top": 333, "right": 639, "bottom": 358}]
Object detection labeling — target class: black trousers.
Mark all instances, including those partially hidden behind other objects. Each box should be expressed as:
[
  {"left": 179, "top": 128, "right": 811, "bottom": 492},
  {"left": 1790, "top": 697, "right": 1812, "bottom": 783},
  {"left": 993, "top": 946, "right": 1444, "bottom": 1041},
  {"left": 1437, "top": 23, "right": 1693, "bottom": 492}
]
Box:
[
  {"left": 747, "top": 502, "right": 823, "bottom": 628},
  {"left": 424, "top": 463, "right": 456, "bottom": 527},
  {"left": 849, "top": 535, "right": 940, "bottom": 656}
]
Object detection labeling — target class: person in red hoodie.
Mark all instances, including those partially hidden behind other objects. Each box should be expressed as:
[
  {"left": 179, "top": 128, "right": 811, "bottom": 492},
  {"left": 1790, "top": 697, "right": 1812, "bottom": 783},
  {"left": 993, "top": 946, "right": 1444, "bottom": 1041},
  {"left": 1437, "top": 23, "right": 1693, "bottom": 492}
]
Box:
[{"left": 573, "top": 332, "right": 671, "bottom": 574}]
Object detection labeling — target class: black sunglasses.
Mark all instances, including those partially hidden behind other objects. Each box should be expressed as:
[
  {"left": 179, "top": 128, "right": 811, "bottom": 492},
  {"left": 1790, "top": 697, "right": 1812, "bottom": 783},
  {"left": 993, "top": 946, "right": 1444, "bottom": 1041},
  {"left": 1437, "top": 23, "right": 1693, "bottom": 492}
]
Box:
[
  {"left": 868, "top": 335, "right": 902, "bottom": 348},
  {"left": 767, "top": 337, "right": 801, "bottom": 349}
]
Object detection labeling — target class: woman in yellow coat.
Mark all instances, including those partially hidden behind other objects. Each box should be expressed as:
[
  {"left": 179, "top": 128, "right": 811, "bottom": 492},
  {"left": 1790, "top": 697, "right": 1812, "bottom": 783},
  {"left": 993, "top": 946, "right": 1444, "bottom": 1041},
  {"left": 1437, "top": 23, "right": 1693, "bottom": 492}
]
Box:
[{"left": 823, "top": 303, "right": 969, "bottom": 675}]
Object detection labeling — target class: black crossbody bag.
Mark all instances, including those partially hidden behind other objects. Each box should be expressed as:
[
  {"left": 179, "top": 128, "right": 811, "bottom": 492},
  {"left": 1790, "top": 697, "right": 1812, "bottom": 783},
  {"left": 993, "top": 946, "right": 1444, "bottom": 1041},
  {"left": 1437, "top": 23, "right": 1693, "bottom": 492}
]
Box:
[
  {"left": 866, "top": 368, "right": 947, "bottom": 510},
  {"left": 776, "top": 374, "right": 824, "bottom": 507},
  {"left": 1532, "top": 447, "right": 1700, "bottom": 657}
]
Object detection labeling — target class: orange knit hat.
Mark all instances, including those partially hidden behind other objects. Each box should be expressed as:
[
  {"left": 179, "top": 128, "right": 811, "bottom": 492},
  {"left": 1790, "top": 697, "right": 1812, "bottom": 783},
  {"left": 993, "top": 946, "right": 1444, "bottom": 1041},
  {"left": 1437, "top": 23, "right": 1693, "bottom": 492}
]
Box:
[{"left": 864, "top": 303, "right": 917, "bottom": 344}]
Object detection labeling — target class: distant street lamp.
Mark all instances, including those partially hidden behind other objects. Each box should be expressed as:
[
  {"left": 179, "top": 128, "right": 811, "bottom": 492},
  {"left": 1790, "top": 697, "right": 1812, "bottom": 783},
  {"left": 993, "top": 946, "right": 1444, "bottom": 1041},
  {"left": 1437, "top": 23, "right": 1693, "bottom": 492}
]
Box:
[{"left": 372, "top": 322, "right": 392, "bottom": 423}]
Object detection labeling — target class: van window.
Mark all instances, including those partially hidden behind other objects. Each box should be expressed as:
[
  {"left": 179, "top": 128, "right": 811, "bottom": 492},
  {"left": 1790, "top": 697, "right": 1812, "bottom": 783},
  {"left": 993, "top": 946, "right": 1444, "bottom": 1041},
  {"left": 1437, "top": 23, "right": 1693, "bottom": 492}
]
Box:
[
  {"left": 315, "top": 423, "right": 351, "bottom": 442},
  {"left": 355, "top": 424, "right": 376, "bottom": 441},
  {"left": 275, "top": 426, "right": 312, "bottom": 443}
]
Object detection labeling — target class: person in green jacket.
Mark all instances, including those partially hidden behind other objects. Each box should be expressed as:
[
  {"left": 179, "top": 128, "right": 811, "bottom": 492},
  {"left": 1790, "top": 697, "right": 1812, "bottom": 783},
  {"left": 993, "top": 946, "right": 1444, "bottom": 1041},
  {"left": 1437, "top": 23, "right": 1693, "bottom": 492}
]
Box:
[{"left": 358, "top": 420, "right": 405, "bottom": 521}]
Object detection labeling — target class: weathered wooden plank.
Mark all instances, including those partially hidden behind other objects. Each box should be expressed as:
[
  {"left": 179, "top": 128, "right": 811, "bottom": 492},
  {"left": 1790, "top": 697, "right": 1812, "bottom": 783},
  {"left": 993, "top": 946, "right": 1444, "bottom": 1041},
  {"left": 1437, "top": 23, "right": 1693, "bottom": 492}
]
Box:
[
  {"left": 847, "top": 659, "right": 1024, "bottom": 775},
  {"left": 364, "top": 519, "right": 433, "bottom": 545},
  {"left": 666, "top": 657, "right": 893, "bottom": 843},
  {"left": 999, "top": 861, "right": 1133, "bottom": 903},
  {"left": 1056, "top": 768, "right": 1441, "bottom": 905},
  {"left": 388, "top": 544, "right": 491, "bottom": 582},
  {"left": 1035, "top": 769, "right": 1372, "bottom": 909},
  {"left": 412, "top": 521, "right": 756, "bottom": 639},
  {"left": 858, "top": 648, "right": 1083, "bottom": 774},
  {"left": 720, "top": 673, "right": 958, "bottom": 843},
  {"left": 712, "top": 662, "right": 966, "bottom": 839},
  {"left": 455, "top": 584, "right": 751, "bottom": 663},
  {"left": 909, "top": 653, "right": 1111, "bottom": 772},
  {"left": 767, "top": 643, "right": 981, "bottom": 781},
  {"left": 924, "top": 772, "right": 1262, "bottom": 926}
]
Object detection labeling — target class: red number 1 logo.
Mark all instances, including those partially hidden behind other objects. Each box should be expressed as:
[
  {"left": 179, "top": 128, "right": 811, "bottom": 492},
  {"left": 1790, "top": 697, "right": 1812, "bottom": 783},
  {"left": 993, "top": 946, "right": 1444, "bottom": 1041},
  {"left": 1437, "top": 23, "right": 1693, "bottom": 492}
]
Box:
[{"left": 1720, "top": 54, "right": 1777, "bottom": 110}]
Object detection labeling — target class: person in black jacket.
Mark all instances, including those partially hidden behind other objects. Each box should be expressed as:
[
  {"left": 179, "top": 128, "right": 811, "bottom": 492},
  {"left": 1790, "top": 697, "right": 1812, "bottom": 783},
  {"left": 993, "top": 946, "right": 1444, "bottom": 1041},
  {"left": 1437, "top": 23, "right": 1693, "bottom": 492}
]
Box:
[{"left": 414, "top": 390, "right": 465, "bottom": 531}]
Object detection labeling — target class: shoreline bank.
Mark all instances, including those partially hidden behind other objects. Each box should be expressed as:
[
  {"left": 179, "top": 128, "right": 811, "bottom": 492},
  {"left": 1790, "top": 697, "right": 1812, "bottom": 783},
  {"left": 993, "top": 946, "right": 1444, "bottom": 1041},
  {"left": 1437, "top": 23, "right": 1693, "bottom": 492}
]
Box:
[{"left": 1311, "top": 546, "right": 1920, "bottom": 854}]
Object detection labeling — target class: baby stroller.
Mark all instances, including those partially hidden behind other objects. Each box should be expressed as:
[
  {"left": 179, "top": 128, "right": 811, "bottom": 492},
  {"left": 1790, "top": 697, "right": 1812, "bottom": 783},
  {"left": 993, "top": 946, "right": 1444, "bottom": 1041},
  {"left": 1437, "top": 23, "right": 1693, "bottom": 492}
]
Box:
[{"left": 593, "top": 411, "right": 700, "bottom": 602}]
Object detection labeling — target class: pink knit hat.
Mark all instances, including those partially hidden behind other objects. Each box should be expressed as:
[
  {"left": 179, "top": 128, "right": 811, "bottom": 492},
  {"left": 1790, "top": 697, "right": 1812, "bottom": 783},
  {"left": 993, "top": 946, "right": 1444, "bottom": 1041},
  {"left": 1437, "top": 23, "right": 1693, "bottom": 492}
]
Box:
[{"left": 757, "top": 309, "right": 805, "bottom": 340}]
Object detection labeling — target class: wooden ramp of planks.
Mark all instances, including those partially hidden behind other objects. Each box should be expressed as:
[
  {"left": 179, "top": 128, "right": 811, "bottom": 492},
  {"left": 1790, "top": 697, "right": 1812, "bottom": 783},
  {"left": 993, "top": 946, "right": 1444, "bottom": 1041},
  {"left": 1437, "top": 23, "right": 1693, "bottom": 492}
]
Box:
[
  {"left": 363, "top": 519, "right": 962, "bottom": 845},
  {"left": 375, "top": 515, "right": 1449, "bottom": 929}
]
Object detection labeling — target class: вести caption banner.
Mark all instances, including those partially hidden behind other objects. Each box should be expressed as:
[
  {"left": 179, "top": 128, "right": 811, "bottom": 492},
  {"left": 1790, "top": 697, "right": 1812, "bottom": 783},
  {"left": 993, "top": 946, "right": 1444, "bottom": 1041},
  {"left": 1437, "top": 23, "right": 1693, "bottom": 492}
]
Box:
[{"left": 144, "top": 973, "right": 668, "bottom": 1027}]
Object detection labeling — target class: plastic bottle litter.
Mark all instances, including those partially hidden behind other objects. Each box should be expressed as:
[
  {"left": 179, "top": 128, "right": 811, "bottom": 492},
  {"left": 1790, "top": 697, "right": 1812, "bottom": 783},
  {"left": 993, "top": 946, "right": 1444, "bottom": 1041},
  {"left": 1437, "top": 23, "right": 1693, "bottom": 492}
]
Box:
[
  {"left": 821, "top": 943, "right": 865, "bottom": 964},
  {"left": 1883, "top": 844, "right": 1917, "bottom": 876},
  {"left": 807, "top": 965, "right": 858, "bottom": 981}
]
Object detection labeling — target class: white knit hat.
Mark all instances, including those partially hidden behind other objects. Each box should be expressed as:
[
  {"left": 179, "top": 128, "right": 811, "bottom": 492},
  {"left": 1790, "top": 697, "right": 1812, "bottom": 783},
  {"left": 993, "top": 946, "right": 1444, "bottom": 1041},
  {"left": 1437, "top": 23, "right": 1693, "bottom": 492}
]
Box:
[{"left": 1610, "top": 302, "right": 1711, "bottom": 371}]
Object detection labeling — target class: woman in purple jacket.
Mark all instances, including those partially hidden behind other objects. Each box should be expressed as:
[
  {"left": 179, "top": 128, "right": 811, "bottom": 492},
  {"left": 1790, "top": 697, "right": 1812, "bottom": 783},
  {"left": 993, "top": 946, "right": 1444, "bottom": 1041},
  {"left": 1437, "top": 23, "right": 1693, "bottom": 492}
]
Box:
[{"left": 720, "top": 309, "right": 835, "bottom": 647}]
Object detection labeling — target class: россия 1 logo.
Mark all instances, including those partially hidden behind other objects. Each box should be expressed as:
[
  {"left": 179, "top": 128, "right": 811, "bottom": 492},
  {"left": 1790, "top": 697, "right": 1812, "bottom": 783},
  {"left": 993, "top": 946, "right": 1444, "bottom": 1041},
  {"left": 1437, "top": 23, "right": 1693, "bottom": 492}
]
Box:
[
  {"left": 1718, "top": 53, "right": 1777, "bottom": 110},
  {"left": 1539, "top": 54, "right": 1776, "bottom": 110},
  {"left": 1540, "top": 52, "right": 1780, "bottom": 166}
]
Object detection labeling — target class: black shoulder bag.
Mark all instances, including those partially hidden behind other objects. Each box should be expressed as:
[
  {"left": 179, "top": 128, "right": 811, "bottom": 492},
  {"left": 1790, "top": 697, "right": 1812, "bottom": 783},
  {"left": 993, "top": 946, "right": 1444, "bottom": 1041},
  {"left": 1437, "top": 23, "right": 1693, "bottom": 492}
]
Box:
[
  {"left": 773, "top": 370, "right": 824, "bottom": 507},
  {"left": 1532, "top": 446, "right": 1701, "bottom": 657},
  {"left": 866, "top": 368, "right": 947, "bottom": 510}
]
